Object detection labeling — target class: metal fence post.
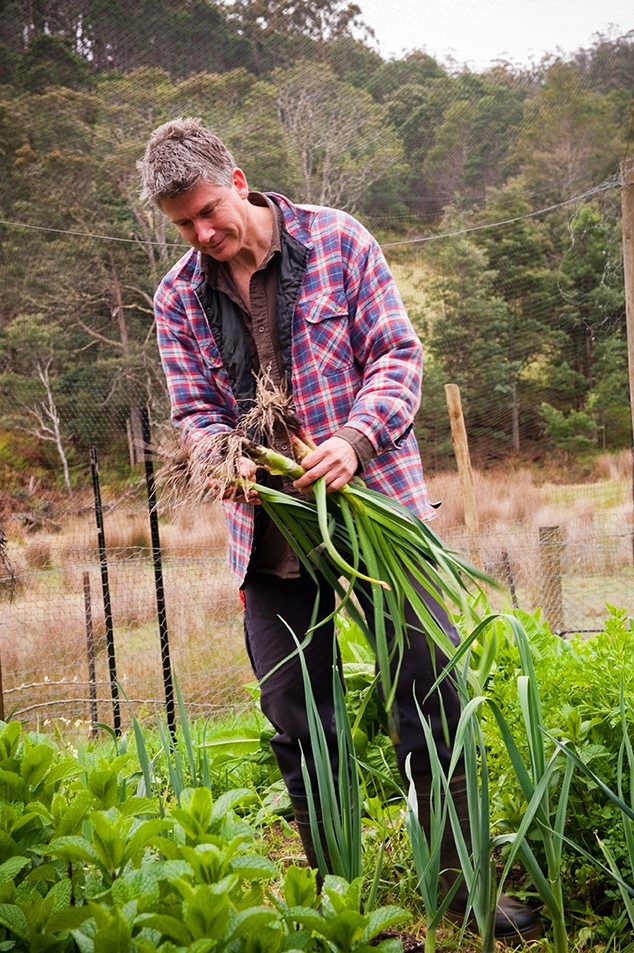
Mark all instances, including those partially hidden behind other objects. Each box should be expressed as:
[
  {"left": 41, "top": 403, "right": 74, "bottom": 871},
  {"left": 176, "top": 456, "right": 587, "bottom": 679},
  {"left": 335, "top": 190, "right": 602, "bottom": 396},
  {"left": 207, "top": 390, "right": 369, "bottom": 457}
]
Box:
[
  {"left": 82, "top": 571, "right": 99, "bottom": 737},
  {"left": 141, "top": 408, "right": 176, "bottom": 739},
  {"left": 90, "top": 446, "right": 121, "bottom": 735}
]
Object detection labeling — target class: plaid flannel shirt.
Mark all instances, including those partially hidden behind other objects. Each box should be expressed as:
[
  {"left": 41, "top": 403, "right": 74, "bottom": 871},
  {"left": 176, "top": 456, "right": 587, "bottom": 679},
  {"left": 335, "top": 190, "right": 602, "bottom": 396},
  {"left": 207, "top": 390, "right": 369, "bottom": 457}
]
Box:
[{"left": 154, "top": 193, "right": 434, "bottom": 582}]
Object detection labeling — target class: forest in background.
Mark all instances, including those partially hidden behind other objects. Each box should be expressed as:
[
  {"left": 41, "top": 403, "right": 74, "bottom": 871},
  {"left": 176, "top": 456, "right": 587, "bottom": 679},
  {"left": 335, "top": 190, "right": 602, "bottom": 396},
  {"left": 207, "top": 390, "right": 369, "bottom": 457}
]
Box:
[{"left": 0, "top": 0, "right": 632, "bottom": 500}]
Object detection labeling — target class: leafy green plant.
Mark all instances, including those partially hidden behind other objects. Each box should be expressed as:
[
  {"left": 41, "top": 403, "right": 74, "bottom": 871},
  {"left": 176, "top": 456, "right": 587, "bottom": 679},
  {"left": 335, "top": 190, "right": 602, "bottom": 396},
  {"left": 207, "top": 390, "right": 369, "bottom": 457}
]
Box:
[
  {"left": 482, "top": 604, "right": 634, "bottom": 922},
  {"left": 550, "top": 684, "right": 634, "bottom": 931},
  {"left": 3, "top": 603, "right": 634, "bottom": 952},
  {"left": 403, "top": 745, "right": 455, "bottom": 953},
  {"left": 404, "top": 626, "right": 514, "bottom": 953},
  {"left": 483, "top": 615, "right": 573, "bottom": 953},
  {"left": 275, "top": 868, "right": 410, "bottom": 953}
]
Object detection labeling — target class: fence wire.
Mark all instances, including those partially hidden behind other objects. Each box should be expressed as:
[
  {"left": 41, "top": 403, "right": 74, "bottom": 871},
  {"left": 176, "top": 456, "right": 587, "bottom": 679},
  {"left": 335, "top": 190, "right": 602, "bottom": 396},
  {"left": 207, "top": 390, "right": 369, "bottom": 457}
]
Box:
[
  {"left": 2, "top": 472, "right": 632, "bottom": 731},
  {"left": 1, "top": 4, "right": 633, "bottom": 731}
]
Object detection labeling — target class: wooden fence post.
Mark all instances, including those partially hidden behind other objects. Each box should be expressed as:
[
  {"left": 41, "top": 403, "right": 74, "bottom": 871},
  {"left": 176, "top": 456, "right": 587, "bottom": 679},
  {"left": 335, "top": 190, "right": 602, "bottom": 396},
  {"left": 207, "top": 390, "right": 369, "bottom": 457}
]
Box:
[
  {"left": 444, "top": 383, "right": 483, "bottom": 571},
  {"left": 620, "top": 158, "right": 634, "bottom": 565},
  {"left": 539, "top": 525, "right": 564, "bottom": 633}
]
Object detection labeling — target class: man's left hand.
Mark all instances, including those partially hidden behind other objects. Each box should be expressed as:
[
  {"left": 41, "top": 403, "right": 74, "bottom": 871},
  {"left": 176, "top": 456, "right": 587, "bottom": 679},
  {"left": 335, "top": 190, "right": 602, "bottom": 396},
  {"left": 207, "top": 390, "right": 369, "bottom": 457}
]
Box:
[{"left": 293, "top": 436, "right": 358, "bottom": 493}]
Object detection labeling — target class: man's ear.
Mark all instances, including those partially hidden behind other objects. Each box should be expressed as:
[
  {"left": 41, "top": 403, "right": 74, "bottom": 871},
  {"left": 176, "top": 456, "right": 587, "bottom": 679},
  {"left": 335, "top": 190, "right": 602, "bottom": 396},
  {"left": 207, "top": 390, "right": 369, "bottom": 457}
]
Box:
[{"left": 233, "top": 167, "right": 249, "bottom": 197}]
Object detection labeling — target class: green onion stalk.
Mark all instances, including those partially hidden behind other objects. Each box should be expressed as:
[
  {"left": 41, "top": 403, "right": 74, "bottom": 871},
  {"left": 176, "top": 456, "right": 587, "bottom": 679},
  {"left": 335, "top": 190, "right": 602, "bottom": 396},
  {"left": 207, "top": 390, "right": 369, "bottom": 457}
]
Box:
[{"left": 237, "top": 437, "right": 495, "bottom": 742}]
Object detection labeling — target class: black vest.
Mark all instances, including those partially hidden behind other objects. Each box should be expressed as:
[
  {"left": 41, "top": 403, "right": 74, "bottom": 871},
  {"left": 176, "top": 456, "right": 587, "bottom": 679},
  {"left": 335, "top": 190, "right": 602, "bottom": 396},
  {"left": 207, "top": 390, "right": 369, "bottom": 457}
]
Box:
[{"left": 195, "top": 224, "right": 308, "bottom": 418}]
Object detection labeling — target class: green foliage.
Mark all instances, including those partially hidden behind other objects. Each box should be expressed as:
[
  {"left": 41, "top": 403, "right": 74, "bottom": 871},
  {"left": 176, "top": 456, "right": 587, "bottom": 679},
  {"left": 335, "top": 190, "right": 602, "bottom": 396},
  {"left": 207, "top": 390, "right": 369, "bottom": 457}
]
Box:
[
  {"left": 482, "top": 607, "right": 634, "bottom": 920},
  {"left": 540, "top": 403, "right": 596, "bottom": 456},
  {"left": 0, "top": 17, "right": 632, "bottom": 478},
  {"left": 275, "top": 872, "right": 410, "bottom": 953},
  {"left": 272, "top": 60, "right": 403, "bottom": 211},
  {"left": 16, "top": 33, "right": 93, "bottom": 93},
  {"left": 0, "top": 716, "right": 411, "bottom": 953},
  {"left": 510, "top": 63, "right": 621, "bottom": 198},
  {"left": 550, "top": 684, "right": 634, "bottom": 931},
  {"left": 3, "top": 602, "right": 634, "bottom": 950},
  {"left": 587, "top": 335, "right": 632, "bottom": 448}
]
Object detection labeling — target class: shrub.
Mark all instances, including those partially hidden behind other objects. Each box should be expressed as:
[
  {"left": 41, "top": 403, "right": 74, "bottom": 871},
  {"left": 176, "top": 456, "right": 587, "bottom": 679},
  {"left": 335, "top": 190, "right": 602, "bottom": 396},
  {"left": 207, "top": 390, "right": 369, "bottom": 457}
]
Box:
[{"left": 482, "top": 606, "right": 634, "bottom": 915}]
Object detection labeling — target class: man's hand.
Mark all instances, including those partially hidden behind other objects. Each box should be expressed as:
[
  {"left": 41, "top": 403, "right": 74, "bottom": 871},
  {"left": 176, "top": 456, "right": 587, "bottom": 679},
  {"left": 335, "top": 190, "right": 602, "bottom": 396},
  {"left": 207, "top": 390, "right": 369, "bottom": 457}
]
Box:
[
  {"left": 293, "top": 436, "right": 358, "bottom": 493},
  {"left": 217, "top": 456, "right": 260, "bottom": 504}
]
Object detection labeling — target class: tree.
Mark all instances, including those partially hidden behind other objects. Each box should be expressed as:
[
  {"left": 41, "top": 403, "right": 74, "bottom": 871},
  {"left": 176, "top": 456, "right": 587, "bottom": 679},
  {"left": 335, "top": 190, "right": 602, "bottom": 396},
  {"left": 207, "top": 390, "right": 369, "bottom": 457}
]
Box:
[
  {"left": 553, "top": 202, "right": 625, "bottom": 387},
  {"left": 421, "top": 76, "right": 524, "bottom": 205},
  {"left": 325, "top": 35, "right": 384, "bottom": 90},
  {"left": 540, "top": 403, "right": 595, "bottom": 457},
  {"left": 421, "top": 234, "right": 520, "bottom": 454},
  {"left": 586, "top": 335, "right": 632, "bottom": 449},
  {"left": 382, "top": 69, "right": 525, "bottom": 220},
  {"left": 365, "top": 50, "right": 446, "bottom": 100},
  {"left": 510, "top": 63, "right": 623, "bottom": 199},
  {"left": 571, "top": 30, "right": 634, "bottom": 95},
  {"left": 381, "top": 77, "right": 454, "bottom": 221},
  {"left": 225, "top": 0, "right": 372, "bottom": 72},
  {"left": 80, "top": 0, "right": 249, "bottom": 78},
  {"left": 0, "top": 315, "right": 76, "bottom": 490},
  {"left": 274, "top": 61, "right": 402, "bottom": 210},
  {"left": 471, "top": 183, "right": 561, "bottom": 449},
  {"left": 16, "top": 33, "right": 92, "bottom": 92},
  {"left": 1, "top": 79, "right": 168, "bottom": 467},
  {"left": 227, "top": 0, "right": 368, "bottom": 45}
]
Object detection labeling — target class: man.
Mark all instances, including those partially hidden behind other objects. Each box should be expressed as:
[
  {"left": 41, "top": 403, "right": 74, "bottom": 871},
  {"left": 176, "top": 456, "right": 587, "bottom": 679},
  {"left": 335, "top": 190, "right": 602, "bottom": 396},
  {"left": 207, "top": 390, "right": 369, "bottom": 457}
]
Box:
[{"left": 138, "top": 117, "right": 540, "bottom": 941}]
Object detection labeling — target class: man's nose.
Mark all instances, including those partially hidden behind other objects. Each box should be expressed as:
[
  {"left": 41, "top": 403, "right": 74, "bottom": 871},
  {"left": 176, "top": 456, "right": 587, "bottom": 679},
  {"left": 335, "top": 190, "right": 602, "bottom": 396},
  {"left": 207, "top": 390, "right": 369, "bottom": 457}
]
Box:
[{"left": 195, "top": 219, "right": 214, "bottom": 244}]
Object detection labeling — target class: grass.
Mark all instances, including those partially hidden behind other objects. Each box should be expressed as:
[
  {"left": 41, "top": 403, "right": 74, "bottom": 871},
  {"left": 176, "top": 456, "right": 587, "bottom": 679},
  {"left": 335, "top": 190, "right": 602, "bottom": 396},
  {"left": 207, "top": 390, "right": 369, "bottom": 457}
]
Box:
[
  {"left": 1, "top": 538, "right": 250, "bottom": 726},
  {"left": 1, "top": 457, "right": 631, "bottom": 730},
  {"left": 425, "top": 459, "right": 632, "bottom": 629}
]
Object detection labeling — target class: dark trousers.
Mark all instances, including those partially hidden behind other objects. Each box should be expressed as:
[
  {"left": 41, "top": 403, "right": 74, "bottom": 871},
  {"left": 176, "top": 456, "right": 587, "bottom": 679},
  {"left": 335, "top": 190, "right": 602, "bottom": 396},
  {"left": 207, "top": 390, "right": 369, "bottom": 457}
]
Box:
[{"left": 242, "top": 566, "right": 462, "bottom": 798}]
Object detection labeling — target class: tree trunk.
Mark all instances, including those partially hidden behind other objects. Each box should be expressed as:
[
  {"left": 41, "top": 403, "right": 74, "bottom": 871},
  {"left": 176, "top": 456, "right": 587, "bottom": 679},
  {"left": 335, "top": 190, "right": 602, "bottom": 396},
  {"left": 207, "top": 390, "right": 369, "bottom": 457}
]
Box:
[
  {"left": 109, "top": 255, "right": 144, "bottom": 466},
  {"left": 37, "top": 360, "right": 72, "bottom": 493},
  {"left": 510, "top": 380, "right": 520, "bottom": 452}
]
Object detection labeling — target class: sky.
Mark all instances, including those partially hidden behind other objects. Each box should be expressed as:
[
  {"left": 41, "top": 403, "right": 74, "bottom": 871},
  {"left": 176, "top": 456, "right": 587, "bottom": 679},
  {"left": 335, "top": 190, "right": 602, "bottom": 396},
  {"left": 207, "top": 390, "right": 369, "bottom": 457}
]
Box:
[{"left": 357, "top": 0, "right": 633, "bottom": 71}]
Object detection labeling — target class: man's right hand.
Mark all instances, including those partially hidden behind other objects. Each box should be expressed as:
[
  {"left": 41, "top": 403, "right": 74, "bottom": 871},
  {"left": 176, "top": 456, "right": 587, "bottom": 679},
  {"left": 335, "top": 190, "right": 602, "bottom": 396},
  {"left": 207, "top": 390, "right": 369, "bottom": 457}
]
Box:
[{"left": 222, "top": 455, "right": 260, "bottom": 504}]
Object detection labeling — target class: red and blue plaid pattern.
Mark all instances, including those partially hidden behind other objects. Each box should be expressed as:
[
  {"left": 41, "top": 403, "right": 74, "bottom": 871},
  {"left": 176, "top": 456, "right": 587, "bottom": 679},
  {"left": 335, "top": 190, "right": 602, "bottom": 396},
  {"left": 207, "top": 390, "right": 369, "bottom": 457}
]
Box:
[{"left": 154, "top": 193, "right": 434, "bottom": 581}]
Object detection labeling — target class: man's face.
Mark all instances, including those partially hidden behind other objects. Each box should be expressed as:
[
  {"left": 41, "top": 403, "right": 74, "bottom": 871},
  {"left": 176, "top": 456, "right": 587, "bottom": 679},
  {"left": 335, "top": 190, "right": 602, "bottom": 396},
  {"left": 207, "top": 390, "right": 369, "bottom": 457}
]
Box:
[{"left": 161, "top": 169, "right": 249, "bottom": 261}]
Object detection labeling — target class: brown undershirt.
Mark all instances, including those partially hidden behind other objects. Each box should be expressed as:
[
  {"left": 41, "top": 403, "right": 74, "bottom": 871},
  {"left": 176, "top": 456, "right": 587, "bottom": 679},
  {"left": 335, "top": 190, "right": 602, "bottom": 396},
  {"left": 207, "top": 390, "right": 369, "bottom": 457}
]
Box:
[{"left": 202, "top": 191, "right": 374, "bottom": 578}]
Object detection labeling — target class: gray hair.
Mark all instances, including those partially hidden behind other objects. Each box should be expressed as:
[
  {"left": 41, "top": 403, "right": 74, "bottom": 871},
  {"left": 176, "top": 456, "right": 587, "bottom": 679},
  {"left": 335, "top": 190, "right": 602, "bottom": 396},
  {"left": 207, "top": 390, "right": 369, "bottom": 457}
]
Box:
[{"left": 138, "top": 117, "right": 237, "bottom": 206}]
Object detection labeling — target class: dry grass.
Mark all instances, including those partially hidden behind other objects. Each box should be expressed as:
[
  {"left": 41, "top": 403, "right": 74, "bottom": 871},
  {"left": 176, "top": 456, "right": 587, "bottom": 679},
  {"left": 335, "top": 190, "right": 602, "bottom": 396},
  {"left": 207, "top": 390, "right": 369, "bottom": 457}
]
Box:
[
  {"left": 28, "top": 501, "right": 231, "bottom": 566},
  {"left": 426, "top": 462, "right": 633, "bottom": 629},
  {"left": 24, "top": 540, "right": 54, "bottom": 571},
  {"left": 2, "top": 456, "right": 632, "bottom": 725},
  {"left": 427, "top": 468, "right": 544, "bottom": 527},
  {"left": 591, "top": 449, "right": 633, "bottom": 482},
  {"left": 1, "top": 501, "right": 248, "bottom": 726}
]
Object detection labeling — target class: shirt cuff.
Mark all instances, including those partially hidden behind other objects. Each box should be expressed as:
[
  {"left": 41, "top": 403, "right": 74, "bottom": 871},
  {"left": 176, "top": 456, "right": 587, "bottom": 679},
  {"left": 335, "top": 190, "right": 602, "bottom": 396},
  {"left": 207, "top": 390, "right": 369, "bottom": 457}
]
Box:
[{"left": 334, "top": 426, "right": 375, "bottom": 474}]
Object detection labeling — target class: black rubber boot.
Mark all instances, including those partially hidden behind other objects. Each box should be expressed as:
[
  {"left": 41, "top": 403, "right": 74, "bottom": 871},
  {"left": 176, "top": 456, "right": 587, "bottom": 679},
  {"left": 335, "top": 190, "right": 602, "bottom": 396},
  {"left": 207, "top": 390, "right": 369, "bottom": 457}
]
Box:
[
  {"left": 290, "top": 796, "right": 331, "bottom": 890},
  {"left": 412, "top": 774, "right": 543, "bottom": 942}
]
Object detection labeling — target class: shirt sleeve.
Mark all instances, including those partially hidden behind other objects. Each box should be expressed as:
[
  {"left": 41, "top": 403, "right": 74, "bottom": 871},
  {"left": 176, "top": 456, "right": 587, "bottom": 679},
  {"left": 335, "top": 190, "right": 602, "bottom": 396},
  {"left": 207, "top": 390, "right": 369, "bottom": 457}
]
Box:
[
  {"left": 154, "top": 273, "right": 239, "bottom": 456},
  {"left": 334, "top": 425, "right": 375, "bottom": 473},
  {"left": 340, "top": 221, "right": 423, "bottom": 455}
]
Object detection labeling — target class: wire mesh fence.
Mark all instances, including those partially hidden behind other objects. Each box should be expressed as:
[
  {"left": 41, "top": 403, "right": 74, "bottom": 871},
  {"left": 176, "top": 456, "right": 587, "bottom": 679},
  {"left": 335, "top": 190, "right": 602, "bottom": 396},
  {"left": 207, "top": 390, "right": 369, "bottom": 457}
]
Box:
[
  {"left": 0, "top": 4, "right": 633, "bottom": 732},
  {"left": 2, "top": 453, "right": 632, "bottom": 731},
  {"left": 1, "top": 494, "right": 252, "bottom": 729}
]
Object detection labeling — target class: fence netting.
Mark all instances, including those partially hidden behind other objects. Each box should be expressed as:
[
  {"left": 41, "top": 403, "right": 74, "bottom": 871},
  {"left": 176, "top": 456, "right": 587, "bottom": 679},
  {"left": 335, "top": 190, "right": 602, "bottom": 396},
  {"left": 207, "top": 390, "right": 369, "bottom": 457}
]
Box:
[{"left": 0, "top": 2, "right": 632, "bottom": 730}]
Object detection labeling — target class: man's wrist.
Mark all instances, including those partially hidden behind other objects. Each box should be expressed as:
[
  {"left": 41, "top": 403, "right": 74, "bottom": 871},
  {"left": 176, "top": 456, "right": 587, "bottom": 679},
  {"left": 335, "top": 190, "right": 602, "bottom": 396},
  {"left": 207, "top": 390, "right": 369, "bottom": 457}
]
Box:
[{"left": 334, "top": 427, "right": 375, "bottom": 474}]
